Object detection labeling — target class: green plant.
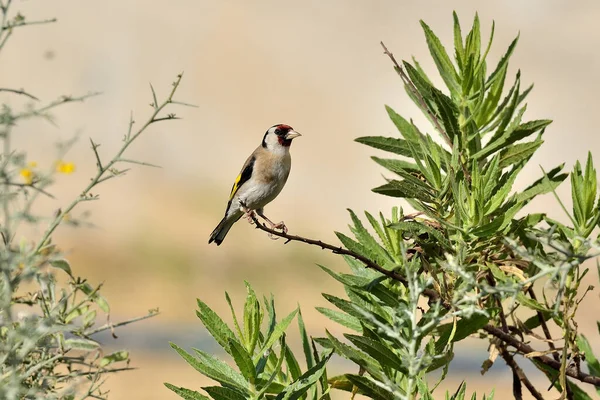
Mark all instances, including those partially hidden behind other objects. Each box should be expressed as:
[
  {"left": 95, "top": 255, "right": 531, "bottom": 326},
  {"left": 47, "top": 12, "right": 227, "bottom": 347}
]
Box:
[
  {"left": 169, "top": 12, "right": 600, "bottom": 400},
  {"left": 0, "top": 2, "right": 189, "bottom": 398},
  {"left": 166, "top": 283, "right": 332, "bottom": 400}
]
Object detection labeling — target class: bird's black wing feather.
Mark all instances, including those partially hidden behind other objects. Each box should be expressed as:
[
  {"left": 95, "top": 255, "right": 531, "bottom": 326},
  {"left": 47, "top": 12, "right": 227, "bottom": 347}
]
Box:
[{"left": 224, "top": 155, "right": 255, "bottom": 215}]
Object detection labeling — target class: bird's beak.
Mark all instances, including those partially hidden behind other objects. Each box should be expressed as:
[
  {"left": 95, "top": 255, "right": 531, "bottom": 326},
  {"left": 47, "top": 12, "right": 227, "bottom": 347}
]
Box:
[{"left": 285, "top": 130, "right": 302, "bottom": 140}]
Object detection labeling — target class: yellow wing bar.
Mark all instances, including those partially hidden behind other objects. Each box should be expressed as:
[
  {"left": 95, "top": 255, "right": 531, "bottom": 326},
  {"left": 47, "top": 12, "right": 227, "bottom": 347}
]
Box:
[{"left": 229, "top": 173, "right": 242, "bottom": 200}]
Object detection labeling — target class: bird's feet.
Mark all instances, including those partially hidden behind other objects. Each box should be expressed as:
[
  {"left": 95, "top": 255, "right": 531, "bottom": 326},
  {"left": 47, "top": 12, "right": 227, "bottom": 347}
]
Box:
[
  {"left": 271, "top": 221, "right": 288, "bottom": 235},
  {"left": 264, "top": 220, "right": 287, "bottom": 240},
  {"left": 238, "top": 201, "right": 256, "bottom": 224}
]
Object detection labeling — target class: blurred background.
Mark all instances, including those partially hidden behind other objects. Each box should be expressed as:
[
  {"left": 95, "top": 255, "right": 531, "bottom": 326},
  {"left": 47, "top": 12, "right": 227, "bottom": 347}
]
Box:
[{"left": 1, "top": 0, "right": 599, "bottom": 398}]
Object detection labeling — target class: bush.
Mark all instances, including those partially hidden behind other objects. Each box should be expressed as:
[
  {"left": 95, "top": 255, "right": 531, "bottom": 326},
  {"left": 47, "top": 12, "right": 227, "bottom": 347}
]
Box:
[
  {"left": 166, "top": 12, "right": 600, "bottom": 400},
  {"left": 0, "top": 3, "right": 188, "bottom": 399}
]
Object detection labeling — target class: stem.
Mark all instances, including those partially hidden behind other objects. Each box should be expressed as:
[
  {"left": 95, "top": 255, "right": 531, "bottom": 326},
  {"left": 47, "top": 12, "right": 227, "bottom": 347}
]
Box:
[
  {"left": 249, "top": 214, "right": 442, "bottom": 303},
  {"left": 32, "top": 74, "right": 184, "bottom": 255}
]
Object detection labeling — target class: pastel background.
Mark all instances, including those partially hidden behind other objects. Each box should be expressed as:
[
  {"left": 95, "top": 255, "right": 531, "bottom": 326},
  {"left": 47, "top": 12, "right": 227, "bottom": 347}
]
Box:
[{"left": 2, "top": 1, "right": 599, "bottom": 398}]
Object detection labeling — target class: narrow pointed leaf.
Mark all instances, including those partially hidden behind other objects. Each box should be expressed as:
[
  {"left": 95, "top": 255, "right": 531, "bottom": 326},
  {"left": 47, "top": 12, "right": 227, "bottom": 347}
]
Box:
[
  {"left": 164, "top": 383, "right": 209, "bottom": 400},
  {"left": 420, "top": 20, "right": 460, "bottom": 95},
  {"left": 196, "top": 299, "right": 236, "bottom": 355}
]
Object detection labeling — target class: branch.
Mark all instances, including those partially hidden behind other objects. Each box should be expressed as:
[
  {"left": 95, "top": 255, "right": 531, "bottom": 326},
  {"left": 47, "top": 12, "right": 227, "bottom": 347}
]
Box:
[
  {"left": 528, "top": 286, "right": 559, "bottom": 362},
  {"left": 484, "top": 324, "right": 600, "bottom": 386},
  {"left": 32, "top": 74, "right": 185, "bottom": 255},
  {"left": 380, "top": 41, "right": 451, "bottom": 147},
  {"left": 249, "top": 215, "right": 443, "bottom": 303},
  {"left": 500, "top": 349, "right": 545, "bottom": 400},
  {"left": 0, "top": 87, "right": 38, "bottom": 100},
  {"left": 84, "top": 310, "right": 159, "bottom": 336}
]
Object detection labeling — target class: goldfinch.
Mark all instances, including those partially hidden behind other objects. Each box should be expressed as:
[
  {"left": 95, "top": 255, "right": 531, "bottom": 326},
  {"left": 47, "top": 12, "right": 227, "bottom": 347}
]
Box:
[{"left": 209, "top": 124, "right": 302, "bottom": 245}]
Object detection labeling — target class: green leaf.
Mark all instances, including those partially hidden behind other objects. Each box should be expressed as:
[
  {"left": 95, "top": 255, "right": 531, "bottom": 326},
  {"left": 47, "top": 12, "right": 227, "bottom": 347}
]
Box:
[
  {"left": 515, "top": 164, "right": 567, "bottom": 204},
  {"left": 470, "top": 200, "right": 522, "bottom": 238},
  {"left": 203, "top": 386, "right": 247, "bottom": 400},
  {"left": 521, "top": 311, "right": 551, "bottom": 331},
  {"left": 256, "top": 336, "right": 288, "bottom": 399},
  {"left": 65, "top": 305, "right": 89, "bottom": 324},
  {"left": 50, "top": 259, "right": 72, "bottom": 277},
  {"left": 228, "top": 339, "right": 255, "bottom": 384},
  {"left": 364, "top": 211, "right": 391, "bottom": 251},
  {"left": 355, "top": 136, "right": 416, "bottom": 158},
  {"left": 498, "top": 139, "right": 543, "bottom": 168},
  {"left": 284, "top": 345, "right": 302, "bottom": 381},
  {"left": 170, "top": 343, "right": 249, "bottom": 391},
  {"left": 322, "top": 293, "right": 376, "bottom": 324},
  {"left": 65, "top": 337, "right": 100, "bottom": 350},
  {"left": 345, "top": 374, "right": 394, "bottom": 400},
  {"left": 324, "top": 331, "right": 383, "bottom": 380},
  {"left": 465, "top": 13, "right": 481, "bottom": 65},
  {"left": 389, "top": 220, "right": 451, "bottom": 249},
  {"left": 345, "top": 334, "right": 406, "bottom": 373},
  {"left": 347, "top": 209, "right": 392, "bottom": 265},
  {"left": 99, "top": 350, "right": 129, "bottom": 368},
  {"left": 243, "top": 282, "right": 261, "bottom": 354},
  {"left": 225, "top": 292, "right": 244, "bottom": 342},
  {"left": 516, "top": 293, "right": 550, "bottom": 312},
  {"left": 297, "top": 309, "right": 314, "bottom": 370},
  {"left": 420, "top": 20, "right": 460, "bottom": 96},
  {"left": 316, "top": 307, "right": 361, "bottom": 332},
  {"left": 372, "top": 156, "right": 419, "bottom": 175},
  {"left": 475, "top": 119, "right": 551, "bottom": 160},
  {"left": 486, "top": 34, "right": 519, "bottom": 87},
  {"left": 385, "top": 105, "right": 422, "bottom": 143},
  {"left": 275, "top": 349, "right": 333, "bottom": 400},
  {"left": 453, "top": 11, "right": 465, "bottom": 69},
  {"left": 164, "top": 383, "right": 209, "bottom": 400},
  {"left": 372, "top": 179, "right": 435, "bottom": 203},
  {"left": 261, "top": 308, "right": 298, "bottom": 353},
  {"left": 576, "top": 335, "right": 600, "bottom": 380},
  {"left": 435, "top": 314, "right": 489, "bottom": 353},
  {"left": 404, "top": 62, "right": 460, "bottom": 142},
  {"left": 196, "top": 299, "right": 236, "bottom": 355}
]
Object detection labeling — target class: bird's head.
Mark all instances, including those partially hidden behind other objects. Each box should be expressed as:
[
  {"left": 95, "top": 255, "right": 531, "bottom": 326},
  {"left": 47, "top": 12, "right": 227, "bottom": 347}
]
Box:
[{"left": 262, "top": 124, "right": 301, "bottom": 152}]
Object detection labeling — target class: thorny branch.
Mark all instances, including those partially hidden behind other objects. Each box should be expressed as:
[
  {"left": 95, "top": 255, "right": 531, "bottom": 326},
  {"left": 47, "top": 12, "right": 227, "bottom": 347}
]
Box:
[{"left": 250, "top": 218, "right": 600, "bottom": 388}]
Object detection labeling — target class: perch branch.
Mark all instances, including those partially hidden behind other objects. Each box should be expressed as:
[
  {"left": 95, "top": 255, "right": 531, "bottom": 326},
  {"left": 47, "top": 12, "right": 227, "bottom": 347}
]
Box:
[{"left": 249, "top": 215, "right": 442, "bottom": 302}]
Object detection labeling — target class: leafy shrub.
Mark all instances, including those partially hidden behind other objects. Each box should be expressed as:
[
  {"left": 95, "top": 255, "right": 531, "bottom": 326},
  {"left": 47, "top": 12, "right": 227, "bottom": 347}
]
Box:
[
  {"left": 168, "top": 12, "right": 600, "bottom": 400},
  {"left": 0, "top": 3, "right": 188, "bottom": 399}
]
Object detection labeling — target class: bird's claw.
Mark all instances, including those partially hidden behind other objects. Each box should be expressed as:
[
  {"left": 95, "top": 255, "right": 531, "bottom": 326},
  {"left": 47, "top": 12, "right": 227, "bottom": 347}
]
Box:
[
  {"left": 266, "top": 221, "right": 288, "bottom": 238},
  {"left": 273, "top": 221, "right": 288, "bottom": 234},
  {"left": 238, "top": 202, "right": 256, "bottom": 225}
]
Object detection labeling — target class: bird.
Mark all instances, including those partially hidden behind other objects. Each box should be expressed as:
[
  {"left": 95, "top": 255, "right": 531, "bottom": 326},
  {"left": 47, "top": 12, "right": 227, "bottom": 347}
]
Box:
[{"left": 208, "top": 124, "right": 302, "bottom": 245}]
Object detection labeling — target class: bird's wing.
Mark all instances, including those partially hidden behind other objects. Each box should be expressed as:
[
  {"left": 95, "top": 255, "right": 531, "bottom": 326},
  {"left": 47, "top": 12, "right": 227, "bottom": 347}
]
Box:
[{"left": 228, "top": 152, "right": 257, "bottom": 201}]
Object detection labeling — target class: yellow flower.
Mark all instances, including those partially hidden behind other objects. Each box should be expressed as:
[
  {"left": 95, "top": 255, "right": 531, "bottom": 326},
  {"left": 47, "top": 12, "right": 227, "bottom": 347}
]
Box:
[
  {"left": 20, "top": 168, "right": 34, "bottom": 184},
  {"left": 56, "top": 160, "right": 76, "bottom": 174},
  {"left": 27, "top": 161, "right": 37, "bottom": 168}
]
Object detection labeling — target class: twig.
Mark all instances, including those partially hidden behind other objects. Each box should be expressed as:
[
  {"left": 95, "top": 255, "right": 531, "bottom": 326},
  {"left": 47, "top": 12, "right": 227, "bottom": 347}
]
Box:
[
  {"left": 32, "top": 74, "right": 185, "bottom": 255},
  {"left": 85, "top": 310, "right": 159, "bottom": 336},
  {"left": 380, "top": 41, "right": 452, "bottom": 147},
  {"left": 249, "top": 214, "right": 443, "bottom": 303},
  {"left": 483, "top": 324, "right": 600, "bottom": 386},
  {"left": 0, "top": 87, "right": 38, "bottom": 100},
  {"left": 380, "top": 41, "right": 471, "bottom": 181},
  {"left": 500, "top": 349, "right": 545, "bottom": 400},
  {"left": 528, "top": 287, "right": 559, "bottom": 362}
]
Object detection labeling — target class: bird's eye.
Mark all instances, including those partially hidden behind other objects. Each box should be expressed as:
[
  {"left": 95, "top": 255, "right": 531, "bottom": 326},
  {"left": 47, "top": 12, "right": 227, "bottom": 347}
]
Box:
[{"left": 274, "top": 128, "right": 281, "bottom": 136}]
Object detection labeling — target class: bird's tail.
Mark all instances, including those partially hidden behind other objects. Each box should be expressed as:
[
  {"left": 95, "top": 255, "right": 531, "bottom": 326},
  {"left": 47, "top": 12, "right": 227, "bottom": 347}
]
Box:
[{"left": 209, "top": 214, "right": 241, "bottom": 245}]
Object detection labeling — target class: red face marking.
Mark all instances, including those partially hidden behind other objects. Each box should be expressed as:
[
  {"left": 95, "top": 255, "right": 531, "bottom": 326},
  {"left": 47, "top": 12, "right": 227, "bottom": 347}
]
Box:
[
  {"left": 277, "top": 136, "right": 292, "bottom": 147},
  {"left": 277, "top": 124, "right": 292, "bottom": 131}
]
